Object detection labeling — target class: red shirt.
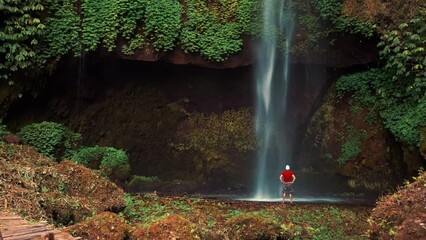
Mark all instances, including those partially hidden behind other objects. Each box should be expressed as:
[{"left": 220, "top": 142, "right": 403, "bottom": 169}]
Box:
[{"left": 281, "top": 170, "right": 294, "bottom": 183}]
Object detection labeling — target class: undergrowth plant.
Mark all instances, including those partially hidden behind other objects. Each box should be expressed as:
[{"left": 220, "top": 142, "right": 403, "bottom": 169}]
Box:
[
  {"left": 121, "top": 194, "right": 167, "bottom": 226},
  {"left": 17, "top": 121, "right": 81, "bottom": 160},
  {"left": 0, "top": 122, "right": 10, "bottom": 139},
  {"left": 71, "top": 145, "right": 130, "bottom": 179}
]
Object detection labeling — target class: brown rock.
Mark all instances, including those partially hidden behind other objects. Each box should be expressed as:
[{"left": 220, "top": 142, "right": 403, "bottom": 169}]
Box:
[
  {"left": 116, "top": 33, "right": 377, "bottom": 69},
  {"left": 3, "top": 134, "right": 21, "bottom": 144},
  {"left": 117, "top": 36, "right": 256, "bottom": 69}
]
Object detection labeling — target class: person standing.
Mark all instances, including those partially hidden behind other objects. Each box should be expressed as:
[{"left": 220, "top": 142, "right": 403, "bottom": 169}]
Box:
[{"left": 279, "top": 165, "right": 296, "bottom": 204}]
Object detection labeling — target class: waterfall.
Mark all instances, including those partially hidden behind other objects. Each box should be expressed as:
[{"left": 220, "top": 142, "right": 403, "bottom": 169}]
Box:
[{"left": 254, "top": 0, "right": 295, "bottom": 199}]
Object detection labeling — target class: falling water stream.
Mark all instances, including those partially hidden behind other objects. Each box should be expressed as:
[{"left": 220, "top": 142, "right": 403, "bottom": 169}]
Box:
[{"left": 253, "top": 0, "right": 295, "bottom": 199}]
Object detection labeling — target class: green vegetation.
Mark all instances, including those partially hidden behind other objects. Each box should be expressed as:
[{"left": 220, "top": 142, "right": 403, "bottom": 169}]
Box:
[
  {"left": 127, "top": 175, "right": 162, "bottom": 191},
  {"left": 143, "top": 0, "right": 182, "bottom": 52},
  {"left": 0, "top": 0, "right": 45, "bottom": 80},
  {"left": 336, "top": 68, "right": 426, "bottom": 147},
  {"left": 335, "top": 7, "right": 426, "bottom": 147},
  {"left": 34, "top": 0, "right": 81, "bottom": 66},
  {"left": 119, "top": 193, "right": 370, "bottom": 239},
  {"left": 119, "top": 0, "right": 182, "bottom": 54},
  {"left": 3, "top": 141, "right": 423, "bottom": 240},
  {"left": 378, "top": 16, "right": 426, "bottom": 100},
  {"left": 0, "top": 122, "right": 10, "bottom": 139},
  {"left": 82, "top": 0, "right": 119, "bottom": 52},
  {"left": 293, "top": 0, "right": 375, "bottom": 52},
  {"left": 0, "top": 142, "right": 126, "bottom": 224},
  {"left": 181, "top": 0, "right": 243, "bottom": 61},
  {"left": 128, "top": 175, "right": 161, "bottom": 185},
  {"left": 337, "top": 128, "right": 368, "bottom": 164},
  {"left": 17, "top": 121, "right": 81, "bottom": 160},
  {"left": 2, "top": 0, "right": 263, "bottom": 80},
  {"left": 287, "top": 206, "right": 363, "bottom": 239},
  {"left": 311, "top": 0, "right": 375, "bottom": 37},
  {"left": 2, "top": 0, "right": 380, "bottom": 81},
  {"left": 121, "top": 193, "right": 195, "bottom": 226},
  {"left": 172, "top": 108, "right": 256, "bottom": 180},
  {"left": 71, "top": 145, "right": 130, "bottom": 179}
]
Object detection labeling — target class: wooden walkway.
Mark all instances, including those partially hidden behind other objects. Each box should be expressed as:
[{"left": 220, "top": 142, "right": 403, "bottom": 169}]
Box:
[{"left": 0, "top": 212, "right": 80, "bottom": 240}]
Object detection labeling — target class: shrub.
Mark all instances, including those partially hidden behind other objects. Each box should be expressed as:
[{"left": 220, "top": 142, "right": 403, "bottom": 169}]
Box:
[
  {"left": 17, "top": 121, "right": 81, "bottom": 160},
  {"left": 71, "top": 146, "right": 130, "bottom": 180},
  {"left": 367, "top": 170, "right": 426, "bottom": 239},
  {"left": 129, "top": 175, "right": 161, "bottom": 184},
  {"left": 0, "top": 123, "right": 10, "bottom": 140},
  {"left": 127, "top": 175, "right": 161, "bottom": 192}
]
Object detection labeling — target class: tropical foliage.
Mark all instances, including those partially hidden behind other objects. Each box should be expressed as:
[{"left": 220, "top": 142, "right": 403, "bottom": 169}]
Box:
[
  {"left": 1, "top": 0, "right": 380, "bottom": 81},
  {"left": 336, "top": 9, "right": 426, "bottom": 146},
  {"left": 71, "top": 145, "right": 130, "bottom": 179},
  {"left": 0, "top": 0, "right": 45, "bottom": 80},
  {"left": 17, "top": 121, "right": 81, "bottom": 160}
]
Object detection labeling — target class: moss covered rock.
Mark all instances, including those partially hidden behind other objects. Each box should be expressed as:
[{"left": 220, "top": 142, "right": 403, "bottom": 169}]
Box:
[{"left": 300, "top": 85, "right": 405, "bottom": 192}]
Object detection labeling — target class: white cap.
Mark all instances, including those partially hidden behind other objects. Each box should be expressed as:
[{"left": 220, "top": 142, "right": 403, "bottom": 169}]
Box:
[{"left": 285, "top": 165, "right": 290, "bottom": 170}]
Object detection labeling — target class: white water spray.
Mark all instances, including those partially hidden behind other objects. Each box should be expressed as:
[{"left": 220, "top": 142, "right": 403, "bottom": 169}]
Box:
[{"left": 254, "top": 0, "right": 295, "bottom": 199}]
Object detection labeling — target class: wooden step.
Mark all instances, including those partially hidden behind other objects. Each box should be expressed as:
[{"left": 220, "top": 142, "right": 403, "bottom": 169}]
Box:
[{"left": 0, "top": 212, "right": 78, "bottom": 240}]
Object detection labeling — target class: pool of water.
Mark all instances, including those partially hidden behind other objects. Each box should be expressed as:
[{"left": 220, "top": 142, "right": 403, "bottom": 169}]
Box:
[
  {"left": 192, "top": 193, "right": 376, "bottom": 206},
  {"left": 239, "top": 197, "right": 346, "bottom": 203}
]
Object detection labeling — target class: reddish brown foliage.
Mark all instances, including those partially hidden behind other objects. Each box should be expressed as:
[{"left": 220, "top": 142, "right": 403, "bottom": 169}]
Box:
[
  {"left": 368, "top": 171, "right": 426, "bottom": 239},
  {"left": 65, "top": 212, "right": 129, "bottom": 240},
  {"left": 130, "top": 214, "right": 199, "bottom": 240},
  {"left": 342, "top": 0, "right": 425, "bottom": 29},
  {"left": 225, "top": 214, "right": 283, "bottom": 239},
  {"left": 0, "top": 143, "right": 125, "bottom": 223},
  {"left": 3, "top": 134, "right": 21, "bottom": 144}
]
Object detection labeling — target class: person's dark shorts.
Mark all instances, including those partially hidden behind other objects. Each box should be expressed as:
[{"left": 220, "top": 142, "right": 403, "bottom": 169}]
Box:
[{"left": 282, "top": 183, "right": 293, "bottom": 194}]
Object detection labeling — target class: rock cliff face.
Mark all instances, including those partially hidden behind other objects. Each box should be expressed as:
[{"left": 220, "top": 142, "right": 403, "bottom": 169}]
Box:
[
  {"left": 297, "top": 84, "right": 424, "bottom": 193},
  {"left": 4, "top": 58, "right": 339, "bottom": 187},
  {"left": 1, "top": 30, "right": 403, "bottom": 192},
  {"left": 116, "top": 34, "right": 379, "bottom": 69}
]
